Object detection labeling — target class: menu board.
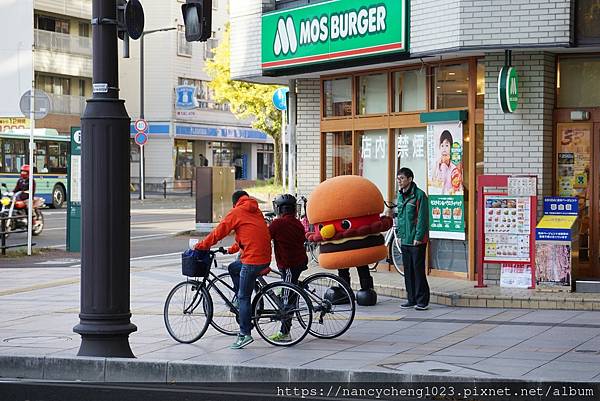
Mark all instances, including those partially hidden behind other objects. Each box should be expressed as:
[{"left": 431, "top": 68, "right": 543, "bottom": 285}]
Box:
[{"left": 484, "top": 196, "right": 531, "bottom": 262}]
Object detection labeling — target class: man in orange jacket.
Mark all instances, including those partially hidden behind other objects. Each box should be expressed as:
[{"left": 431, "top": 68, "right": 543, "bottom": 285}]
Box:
[{"left": 195, "top": 190, "right": 271, "bottom": 349}]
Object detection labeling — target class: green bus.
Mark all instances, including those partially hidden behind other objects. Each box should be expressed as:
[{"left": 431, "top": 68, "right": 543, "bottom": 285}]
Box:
[{"left": 0, "top": 128, "right": 69, "bottom": 208}]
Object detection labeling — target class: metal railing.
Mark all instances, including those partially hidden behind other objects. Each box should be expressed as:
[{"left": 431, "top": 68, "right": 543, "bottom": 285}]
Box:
[
  {"left": 0, "top": 216, "right": 30, "bottom": 256},
  {"left": 34, "top": 29, "right": 92, "bottom": 56},
  {"left": 47, "top": 93, "right": 87, "bottom": 115},
  {"left": 129, "top": 180, "right": 194, "bottom": 199}
]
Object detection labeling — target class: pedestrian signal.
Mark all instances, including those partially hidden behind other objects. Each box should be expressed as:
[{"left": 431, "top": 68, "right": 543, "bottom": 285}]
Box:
[{"left": 181, "top": 0, "right": 212, "bottom": 42}]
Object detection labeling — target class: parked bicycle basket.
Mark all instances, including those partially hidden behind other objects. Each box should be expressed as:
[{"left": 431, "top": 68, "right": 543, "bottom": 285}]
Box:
[{"left": 181, "top": 249, "right": 213, "bottom": 277}]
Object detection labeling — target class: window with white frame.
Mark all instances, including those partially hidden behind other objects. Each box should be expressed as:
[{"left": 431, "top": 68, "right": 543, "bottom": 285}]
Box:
[
  {"left": 177, "top": 25, "right": 192, "bottom": 56},
  {"left": 178, "top": 77, "right": 230, "bottom": 111}
]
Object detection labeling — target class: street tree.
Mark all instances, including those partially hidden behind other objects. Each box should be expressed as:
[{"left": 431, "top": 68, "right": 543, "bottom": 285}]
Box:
[{"left": 205, "top": 26, "right": 284, "bottom": 185}]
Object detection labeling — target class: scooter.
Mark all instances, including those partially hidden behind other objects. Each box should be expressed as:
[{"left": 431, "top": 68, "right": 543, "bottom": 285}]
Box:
[{"left": 0, "top": 183, "right": 44, "bottom": 236}]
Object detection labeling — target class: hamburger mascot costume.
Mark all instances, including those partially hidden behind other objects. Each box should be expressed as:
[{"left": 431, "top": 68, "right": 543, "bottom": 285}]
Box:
[{"left": 306, "top": 175, "right": 393, "bottom": 306}]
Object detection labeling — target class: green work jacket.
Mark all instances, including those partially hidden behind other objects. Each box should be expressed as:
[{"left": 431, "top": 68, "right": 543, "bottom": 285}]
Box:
[{"left": 396, "top": 183, "right": 429, "bottom": 246}]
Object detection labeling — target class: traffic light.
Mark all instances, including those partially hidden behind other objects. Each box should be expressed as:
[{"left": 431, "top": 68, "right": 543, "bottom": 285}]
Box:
[{"left": 181, "top": 0, "right": 212, "bottom": 42}]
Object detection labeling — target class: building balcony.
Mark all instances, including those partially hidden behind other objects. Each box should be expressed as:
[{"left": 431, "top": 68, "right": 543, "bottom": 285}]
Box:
[
  {"left": 47, "top": 93, "right": 86, "bottom": 115},
  {"left": 34, "top": 29, "right": 91, "bottom": 56},
  {"left": 34, "top": 0, "right": 92, "bottom": 20}
]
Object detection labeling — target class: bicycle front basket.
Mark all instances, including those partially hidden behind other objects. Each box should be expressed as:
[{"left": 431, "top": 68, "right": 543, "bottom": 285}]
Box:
[{"left": 181, "top": 249, "right": 212, "bottom": 277}]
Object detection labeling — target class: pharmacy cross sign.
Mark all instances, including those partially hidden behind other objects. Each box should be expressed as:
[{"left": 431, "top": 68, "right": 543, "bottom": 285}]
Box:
[
  {"left": 262, "top": 0, "right": 407, "bottom": 70},
  {"left": 498, "top": 66, "right": 519, "bottom": 113}
]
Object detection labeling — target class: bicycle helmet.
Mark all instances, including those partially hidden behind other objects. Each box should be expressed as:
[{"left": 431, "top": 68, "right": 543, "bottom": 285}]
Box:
[{"left": 273, "top": 193, "right": 297, "bottom": 216}]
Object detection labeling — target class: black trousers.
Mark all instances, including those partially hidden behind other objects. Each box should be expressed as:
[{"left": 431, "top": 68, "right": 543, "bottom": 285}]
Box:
[
  {"left": 400, "top": 244, "right": 430, "bottom": 306},
  {"left": 338, "top": 266, "right": 373, "bottom": 290},
  {"left": 280, "top": 267, "right": 303, "bottom": 335}
]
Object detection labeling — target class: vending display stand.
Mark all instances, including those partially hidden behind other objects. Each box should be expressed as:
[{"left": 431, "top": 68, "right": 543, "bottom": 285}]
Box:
[
  {"left": 535, "top": 197, "right": 579, "bottom": 292},
  {"left": 476, "top": 175, "right": 537, "bottom": 288}
]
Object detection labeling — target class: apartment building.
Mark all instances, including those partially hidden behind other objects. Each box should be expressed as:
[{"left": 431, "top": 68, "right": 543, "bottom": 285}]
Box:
[
  {"left": 120, "top": 0, "right": 274, "bottom": 189},
  {"left": 0, "top": 0, "right": 92, "bottom": 133}
]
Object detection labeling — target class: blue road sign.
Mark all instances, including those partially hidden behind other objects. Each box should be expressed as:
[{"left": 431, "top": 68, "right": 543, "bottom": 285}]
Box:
[{"left": 272, "top": 87, "right": 289, "bottom": 111}]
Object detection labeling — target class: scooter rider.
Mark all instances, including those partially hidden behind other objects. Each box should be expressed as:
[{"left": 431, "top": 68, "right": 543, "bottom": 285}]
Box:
[{"left": 13, "top": 165, "right": 36, "bottom": 201}]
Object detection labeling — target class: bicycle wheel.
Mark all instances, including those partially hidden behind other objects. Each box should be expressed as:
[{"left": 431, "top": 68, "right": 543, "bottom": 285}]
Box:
[
  {"left": 206, "top": 273, "right": 238, "bottom": 336},
  {"left": 390, "top": 236, "right": 404, "bottom": 276},
  {"left": 306, "top": 242, "right": 320, "bottom": 266},
  {"left": 252, "top": 282, "right": 312, "bottom": 346},
  {"left": 164, "top": 280, "right": 213, "bottom": 344},
  {"left": 301, "top": 273, "right": 355, "bottom": 339}
]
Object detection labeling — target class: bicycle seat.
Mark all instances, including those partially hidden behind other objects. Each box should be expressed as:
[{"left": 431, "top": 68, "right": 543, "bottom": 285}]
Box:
[{"left": 257, "top": 267, "right": 271, "bottom": 276}]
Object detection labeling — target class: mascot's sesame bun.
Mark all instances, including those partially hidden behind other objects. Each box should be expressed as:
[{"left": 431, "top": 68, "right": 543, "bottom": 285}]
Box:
[
  {"left": 307, "top": 175, "right": 384, "bottom": 224},
  {"left": 306, "top": 175, "right": 393, "bottom": 270}
]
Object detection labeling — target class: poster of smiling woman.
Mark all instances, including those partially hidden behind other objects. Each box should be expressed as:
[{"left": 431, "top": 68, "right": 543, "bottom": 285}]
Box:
[{"left": 427, "top": 122, "right": 465, "bottom": 240}]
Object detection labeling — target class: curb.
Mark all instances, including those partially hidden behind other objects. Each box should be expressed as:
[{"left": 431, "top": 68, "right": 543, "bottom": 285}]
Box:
[{"left": 0, "top": 355, "right": 537, "bottom": 383}]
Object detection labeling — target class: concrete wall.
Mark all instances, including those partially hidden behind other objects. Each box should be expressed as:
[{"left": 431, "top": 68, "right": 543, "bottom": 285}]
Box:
[
  {"left": 295, "top": 79, "right": 321, "bottom": 197},
  {"left": 459, "top": 0, "right": 571, "bottom": 48},
  {"left": 230, "top": 0, "right": 265, "bottom": 80},
  {"left": 410, "top": 0, "right": 461, "bottom": 55}
]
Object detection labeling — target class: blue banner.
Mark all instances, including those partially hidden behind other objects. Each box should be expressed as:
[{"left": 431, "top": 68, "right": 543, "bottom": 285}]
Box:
[{"left": 543, "top": 197, "right": 578, "bottom": 216}]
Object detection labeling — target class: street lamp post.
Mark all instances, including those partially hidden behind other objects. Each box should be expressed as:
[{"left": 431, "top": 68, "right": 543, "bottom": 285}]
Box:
[
  {"left": 138, "top": 27, "right": 175, "bottom": 200},
  {"left": 73, "top": 0, "right": 137, "bottom": 357}
]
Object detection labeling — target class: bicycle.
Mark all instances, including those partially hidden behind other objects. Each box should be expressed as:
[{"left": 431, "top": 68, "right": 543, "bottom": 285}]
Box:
[
  {"left": 369, "top": 201, "right": 404, "bottom": 275},
  {"left": 208, "top": 265, "right": 356, "bottom": 340},
  {"left": 164, "top": 249, "right": 313, "bottom": 346}
]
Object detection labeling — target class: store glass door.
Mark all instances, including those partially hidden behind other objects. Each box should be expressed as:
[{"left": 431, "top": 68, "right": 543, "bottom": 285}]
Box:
[{"left": 556, "top": 123, "right": 598, "bottom": 278}]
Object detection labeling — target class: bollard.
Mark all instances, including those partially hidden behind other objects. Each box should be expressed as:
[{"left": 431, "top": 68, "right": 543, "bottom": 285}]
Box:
[
  {"left": 1, "top": 218, "right": 5, "bottom": 256},
  {"left": 163, "top": 179, "right": 167, "bottom": 199}
]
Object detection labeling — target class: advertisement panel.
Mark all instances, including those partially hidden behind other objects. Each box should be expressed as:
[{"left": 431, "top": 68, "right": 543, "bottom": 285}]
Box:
[{"left": 427, "top": 123, "right": 465, "bottom": 240}]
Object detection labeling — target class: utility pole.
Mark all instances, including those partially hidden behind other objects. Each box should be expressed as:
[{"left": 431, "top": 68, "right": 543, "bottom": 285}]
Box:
[
  {"left": 74, "top": 0, "right": 137, "bottom": 357},
  {"left": 139, "top": 27, "right": 175, "bottom": 200}
]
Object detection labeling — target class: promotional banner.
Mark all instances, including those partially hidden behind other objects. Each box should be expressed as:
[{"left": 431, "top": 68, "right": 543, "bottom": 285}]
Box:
[{"left": 427, "top": 123, "right": 465, "bottom": 240}]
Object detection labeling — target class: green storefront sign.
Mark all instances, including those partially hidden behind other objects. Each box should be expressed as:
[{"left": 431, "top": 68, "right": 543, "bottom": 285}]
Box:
[
  {"left": 498, "top": 66, "right": 519, "bottom": 113},
  {"left": 429, "top": 195, "right": 465, "bottom": 236},
  {"left": 261, "top": 0, "right": 408, "bottom": 70},
  {"left": 66, "top": 127, "right": 81, "bottom": 252}
]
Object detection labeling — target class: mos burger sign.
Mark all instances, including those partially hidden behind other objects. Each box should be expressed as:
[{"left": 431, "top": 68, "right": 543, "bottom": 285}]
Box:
[{"left": 262, "top": 0, "right": 408, "bottom": 70}]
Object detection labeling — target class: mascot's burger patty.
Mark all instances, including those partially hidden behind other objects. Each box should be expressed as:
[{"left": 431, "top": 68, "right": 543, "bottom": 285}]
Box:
[{"left": 306, "top": 175, "right": 393, "bottom": 269}]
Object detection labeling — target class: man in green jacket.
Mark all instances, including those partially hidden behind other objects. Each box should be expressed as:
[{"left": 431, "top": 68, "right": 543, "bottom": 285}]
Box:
[{"left": 396, "top": 167, "right": 430, "bottom": 310}]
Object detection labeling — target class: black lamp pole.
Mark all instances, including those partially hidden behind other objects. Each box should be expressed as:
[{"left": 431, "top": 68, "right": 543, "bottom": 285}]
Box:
[{"left": 74, "top": 0, "right": 137, "bottom": 357}]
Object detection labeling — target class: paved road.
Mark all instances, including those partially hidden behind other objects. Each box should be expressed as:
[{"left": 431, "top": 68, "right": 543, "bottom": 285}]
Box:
[{"left": 3, "top": 200, "right": 204, "bottom": 266}]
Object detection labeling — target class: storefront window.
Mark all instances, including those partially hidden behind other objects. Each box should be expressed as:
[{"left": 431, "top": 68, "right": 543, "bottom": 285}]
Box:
[
  {"left": 431, "top": 63, "right": 469, "bottom": 109},
  {"left": 257, "top": 144, "right": 274, "bottom": 180},
  {"left": 324, "top": 132, "right": 352, "bottom": 179},
  {"left": 557, "top": 57, "right": 600, "bottom": 107},
  {"left": 395, "top": 128, "right": 427, "bottom": 192},
  {"left": 477, "top": 61, "right": 485, "bottom": 109},
  {"left": 358, "top": 130, "right": 388, "bottom": 199},
  {"left": 556, "top": 123, "right": 592, "bottom": 263},
  {"left": 356, "top": 73, "right": 388, "bottom": 115},
  {"left": 392, "top": 69, "right": 426, "bottom": 112},
  {"left": 175, "top": 139, "right": 194, "bottom": 180},
  {"left": 323, "top": 78, "right": 352, "bottom": 117},
  {"left": 576, "top": 0, "right": 600, "bottom": 45},
  {"left": 475, "top": 124, "right": 484, "bottom": 179}
]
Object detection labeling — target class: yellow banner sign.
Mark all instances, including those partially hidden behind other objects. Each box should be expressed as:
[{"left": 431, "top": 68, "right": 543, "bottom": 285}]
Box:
[{"left": 0, "top": 117, "right": 30, "bottom": 131}]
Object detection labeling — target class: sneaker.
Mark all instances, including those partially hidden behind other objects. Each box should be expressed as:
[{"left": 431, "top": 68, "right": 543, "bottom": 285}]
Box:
[
  {"left": 230, "top": 298, "right": 239, "bottom": 311},
  {"left": 268, "top": 332, "right": 292, "bottom": 342},
  {"left": 400, "top": 302, "right": 416, "bottom": 309},
  {"left": 230, "top": 334, "right": 253, "bottom": 349},
  {"left": 414, "top": 304, "right": 429, "bottom": 311}
]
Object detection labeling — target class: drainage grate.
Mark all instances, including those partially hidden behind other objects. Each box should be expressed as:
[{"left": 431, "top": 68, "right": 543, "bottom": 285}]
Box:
[{"left": 574, "top": 349, "right": 598, "bottom": 354}]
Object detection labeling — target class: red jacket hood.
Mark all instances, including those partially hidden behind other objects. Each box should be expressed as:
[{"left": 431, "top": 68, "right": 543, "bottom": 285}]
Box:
[{"left": 234, "top": 195, "right": 259, "bottom": 213}]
